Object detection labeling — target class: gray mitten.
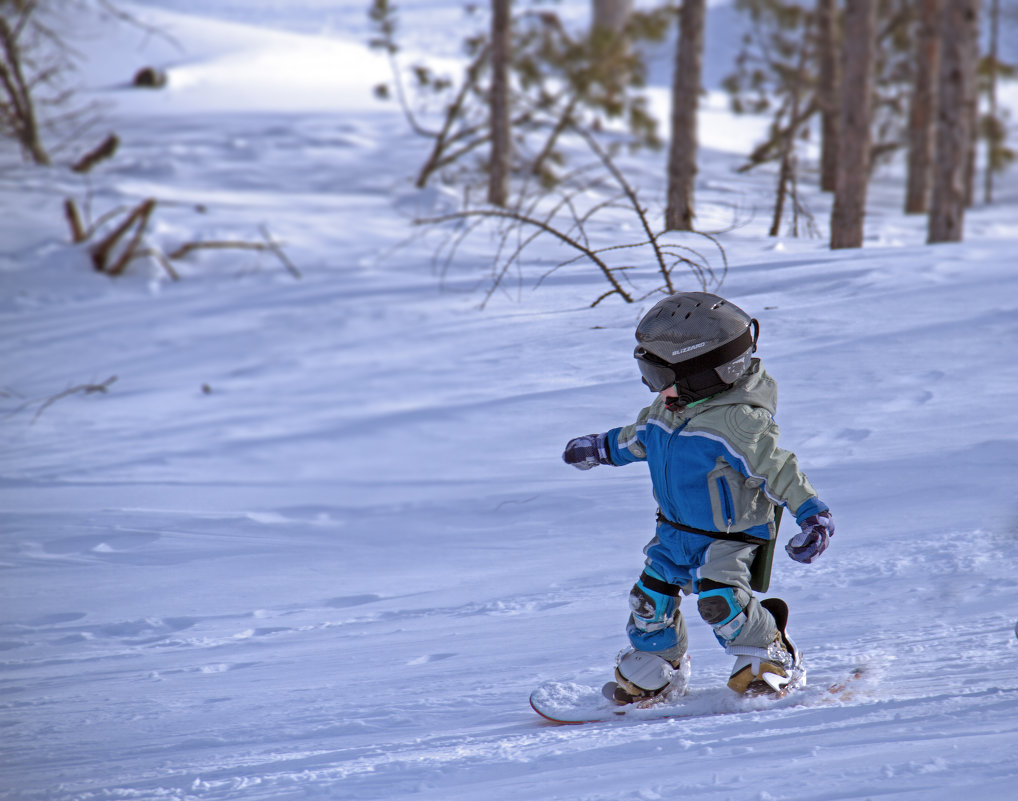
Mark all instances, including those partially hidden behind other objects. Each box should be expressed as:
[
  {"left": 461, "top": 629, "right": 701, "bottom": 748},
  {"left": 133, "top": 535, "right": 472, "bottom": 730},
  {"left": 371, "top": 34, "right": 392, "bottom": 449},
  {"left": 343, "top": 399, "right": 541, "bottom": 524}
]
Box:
[
  {"left": 785, "top": 511, "right": 834, "bottom": 563},
  {"left": 562, "top": 433, "right": 611, "bottom": 470}
]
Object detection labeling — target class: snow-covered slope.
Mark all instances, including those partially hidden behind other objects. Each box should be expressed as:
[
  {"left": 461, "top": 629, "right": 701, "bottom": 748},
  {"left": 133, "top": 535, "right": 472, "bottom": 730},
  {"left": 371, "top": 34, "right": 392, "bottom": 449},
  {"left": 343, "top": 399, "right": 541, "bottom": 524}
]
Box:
[{"left": 2, "top": 3, "right": 1017, "bottom": 800}]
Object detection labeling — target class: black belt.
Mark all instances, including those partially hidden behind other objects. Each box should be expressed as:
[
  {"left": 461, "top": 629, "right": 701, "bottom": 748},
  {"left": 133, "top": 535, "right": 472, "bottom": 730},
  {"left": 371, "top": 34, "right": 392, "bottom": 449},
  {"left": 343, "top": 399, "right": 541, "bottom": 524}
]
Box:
[{"left": 655, "top": 510, "right": 769, "bottom": 546}]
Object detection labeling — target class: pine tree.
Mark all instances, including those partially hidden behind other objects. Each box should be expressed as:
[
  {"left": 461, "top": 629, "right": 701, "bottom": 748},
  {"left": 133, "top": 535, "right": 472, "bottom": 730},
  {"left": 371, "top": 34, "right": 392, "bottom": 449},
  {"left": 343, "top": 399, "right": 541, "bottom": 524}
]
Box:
[
  {"left": 722, "top": 0, "right": 818, "bottom": 236},
  {"left": 665, "top": 0, "right": 706, "bottom": 231},
  {"left": 904, "top": 0, "right": 942, "bottom": 214},
  {"left": 816, "top": 0, "right": 839, "bottom": 192},
  {"left": 592, "top": 0, "right": 633, "bottom": 34},
  {"left": 488, "top": 0, "right": 511, "bottom": 207},
  {"left": 928, "top": 0, "right": 982, "bottom": 243},
  {"left": 980, "top": 0, "right": 1016, "bottom": 204},
  {"left": 830, "top": 0, "right": 876, "bottom": 249}
]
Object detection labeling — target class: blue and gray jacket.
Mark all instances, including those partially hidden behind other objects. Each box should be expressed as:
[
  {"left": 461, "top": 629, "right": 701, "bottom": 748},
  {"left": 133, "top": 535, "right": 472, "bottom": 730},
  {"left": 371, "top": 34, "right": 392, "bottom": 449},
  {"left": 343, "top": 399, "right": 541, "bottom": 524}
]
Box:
[{"left": 605, "top": 359, "right": 828, "bottom": 541}]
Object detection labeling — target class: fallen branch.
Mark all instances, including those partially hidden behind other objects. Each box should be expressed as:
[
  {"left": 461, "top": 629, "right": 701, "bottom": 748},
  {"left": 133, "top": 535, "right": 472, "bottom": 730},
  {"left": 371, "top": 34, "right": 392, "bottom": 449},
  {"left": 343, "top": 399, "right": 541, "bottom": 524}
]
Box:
[
  {"left": 131, "top": 247, "right": 180, "bottom": 281},
  {"left": 66, "top": 197, "right": 177, "bottom": 279},
  {"left": 89, "top": 197, "right": 157, "bottom": 275},
  {"left": 63, "top": 198, "right": 85, "bottom": 243},
  {"left": 30, "top": 375, "right": 118, "bottom": 423},
  {"left": 64, "top": 198, "right": 300, "bottom": 281},
  {"left": 167, "top": 227, "right": 301, "bottom": 279},
  {"left": 71, "top": 133, "right": 119, "bottom": 173}
]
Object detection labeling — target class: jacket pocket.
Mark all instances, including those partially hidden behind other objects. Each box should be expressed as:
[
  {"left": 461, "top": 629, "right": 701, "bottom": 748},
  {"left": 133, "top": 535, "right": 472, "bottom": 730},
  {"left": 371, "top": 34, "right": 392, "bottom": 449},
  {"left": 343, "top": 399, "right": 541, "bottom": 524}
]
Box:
[{"left": 707, "top": 457, "right": 771, "bottom": 533}]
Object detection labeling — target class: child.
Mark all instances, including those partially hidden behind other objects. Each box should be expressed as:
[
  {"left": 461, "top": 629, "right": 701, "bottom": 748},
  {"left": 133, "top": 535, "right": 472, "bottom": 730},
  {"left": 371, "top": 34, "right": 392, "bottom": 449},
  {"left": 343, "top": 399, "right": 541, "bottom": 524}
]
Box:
[{"left": 563, "top": 292, "right": 833, "bottom": 702}]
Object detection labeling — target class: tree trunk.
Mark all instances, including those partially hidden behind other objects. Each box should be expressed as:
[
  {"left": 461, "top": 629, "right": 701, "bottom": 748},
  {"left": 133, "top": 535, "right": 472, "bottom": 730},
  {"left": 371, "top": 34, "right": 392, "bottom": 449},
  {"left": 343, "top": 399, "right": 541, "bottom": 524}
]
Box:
[
  {"left": 816, "top": 0, "right": 839, "bottom": 193},
  {"left": 665, "top": 0, "right": 705, "bottom": 231},
  {"left": 592, "top": 0, "right": 633, "bottom": 34},
  {"left": 590, "top": 0, "right": 633, "bottom": 103},
  {"left": 830, "top": 0, "right": 875, "bottom": 249},
  {"left": 769, "top": 146, "right": 791, "bottom": 238},
  {"left": 488, "top": 0, "right": 511, "bottom": 207},
  {"left": 928, "top": 0, "right": 981, "bottom": 243},
  {"left": 904, "top": 0, "right": 941, "bottom": 214},
  {"left": 771, "top": 35, "right": 809, "bottom": 237},
  {"left": 984, "top": 0, "right": 999, "bottom": 204},
  {"left": 0, "top": 14, "right": 51, "bottom": 166},
  {"left": 962, "top": 4, "right": 981, "bottom": 207}
]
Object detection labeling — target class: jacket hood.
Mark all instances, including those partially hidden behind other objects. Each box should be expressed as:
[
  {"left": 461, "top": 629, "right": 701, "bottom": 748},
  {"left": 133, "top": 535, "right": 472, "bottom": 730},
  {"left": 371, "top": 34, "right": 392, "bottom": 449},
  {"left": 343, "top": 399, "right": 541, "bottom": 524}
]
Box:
[{"left": 685, "top": 358, "right": 777, "bottom": 416}]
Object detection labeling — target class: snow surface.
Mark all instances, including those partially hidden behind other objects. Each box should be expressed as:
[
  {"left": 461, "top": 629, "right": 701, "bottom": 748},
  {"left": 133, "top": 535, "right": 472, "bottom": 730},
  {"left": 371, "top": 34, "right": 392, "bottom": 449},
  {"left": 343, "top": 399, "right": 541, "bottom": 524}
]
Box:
[{"left": 2, "top": 2, "right": 1018, "bottom": 800}]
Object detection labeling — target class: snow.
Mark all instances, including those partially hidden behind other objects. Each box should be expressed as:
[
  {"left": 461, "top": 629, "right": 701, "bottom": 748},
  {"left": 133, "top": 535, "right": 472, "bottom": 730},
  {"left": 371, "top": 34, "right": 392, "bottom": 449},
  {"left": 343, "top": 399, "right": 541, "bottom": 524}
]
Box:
[{"left": 2, "top": 2, "right": 1018, "bottom": 800}]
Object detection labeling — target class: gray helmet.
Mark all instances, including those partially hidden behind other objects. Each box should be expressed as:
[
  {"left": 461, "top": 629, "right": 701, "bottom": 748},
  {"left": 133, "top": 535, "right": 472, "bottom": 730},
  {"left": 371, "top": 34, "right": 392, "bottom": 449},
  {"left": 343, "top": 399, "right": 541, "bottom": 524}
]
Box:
[{"left": 634, "top": 292, "right": 758, "bottom": 405}]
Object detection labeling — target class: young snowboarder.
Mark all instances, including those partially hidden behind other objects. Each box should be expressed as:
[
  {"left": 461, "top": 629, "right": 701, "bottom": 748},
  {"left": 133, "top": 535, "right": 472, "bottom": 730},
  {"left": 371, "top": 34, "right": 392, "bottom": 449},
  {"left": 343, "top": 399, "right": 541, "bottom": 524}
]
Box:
[{"left": 563, "top": 292, "right": 834, "bottom": 703}]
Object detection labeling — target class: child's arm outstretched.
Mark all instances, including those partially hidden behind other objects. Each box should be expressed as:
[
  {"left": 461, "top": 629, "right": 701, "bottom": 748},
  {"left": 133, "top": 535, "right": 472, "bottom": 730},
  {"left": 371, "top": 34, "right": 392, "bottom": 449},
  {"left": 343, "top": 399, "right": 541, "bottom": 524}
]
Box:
[{"left": 562, "top": 407, "right": 652, "bottom": 470}]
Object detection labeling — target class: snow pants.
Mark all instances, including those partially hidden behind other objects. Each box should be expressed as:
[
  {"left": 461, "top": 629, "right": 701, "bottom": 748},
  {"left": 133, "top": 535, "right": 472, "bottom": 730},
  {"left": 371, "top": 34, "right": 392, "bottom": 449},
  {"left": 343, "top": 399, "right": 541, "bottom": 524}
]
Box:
[{"left": 626, "top": 523, "right": 778, "bottom": 665}]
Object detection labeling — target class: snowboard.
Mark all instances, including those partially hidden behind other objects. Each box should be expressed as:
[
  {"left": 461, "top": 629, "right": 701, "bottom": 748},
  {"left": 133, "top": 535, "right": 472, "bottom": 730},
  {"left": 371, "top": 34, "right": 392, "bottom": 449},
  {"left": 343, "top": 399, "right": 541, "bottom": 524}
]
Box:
[{"left": 530, "top": 666, "right": 863, "bottom": 725}]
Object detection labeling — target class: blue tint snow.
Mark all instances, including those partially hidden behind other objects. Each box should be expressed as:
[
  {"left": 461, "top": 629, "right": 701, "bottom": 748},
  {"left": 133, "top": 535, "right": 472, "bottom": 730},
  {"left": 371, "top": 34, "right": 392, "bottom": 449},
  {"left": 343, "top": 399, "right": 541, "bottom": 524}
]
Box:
[{"left": 1, "top": 2, "right": 1017, "bottom": 800}]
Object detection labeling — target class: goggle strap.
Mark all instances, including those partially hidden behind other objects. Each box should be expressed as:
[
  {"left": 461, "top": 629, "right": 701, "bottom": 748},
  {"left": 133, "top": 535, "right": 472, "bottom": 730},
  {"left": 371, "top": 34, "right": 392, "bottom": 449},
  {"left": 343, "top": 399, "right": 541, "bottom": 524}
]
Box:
[{"left": 670, "top": 324, "right": 756, "bottom": 380}]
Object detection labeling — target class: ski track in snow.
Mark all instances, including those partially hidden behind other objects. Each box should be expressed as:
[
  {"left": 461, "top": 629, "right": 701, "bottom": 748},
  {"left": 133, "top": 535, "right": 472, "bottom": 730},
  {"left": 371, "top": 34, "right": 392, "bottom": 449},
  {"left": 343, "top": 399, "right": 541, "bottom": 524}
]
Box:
[{"left": 2, "top": 2, "right": 1018, "bottom": 800}]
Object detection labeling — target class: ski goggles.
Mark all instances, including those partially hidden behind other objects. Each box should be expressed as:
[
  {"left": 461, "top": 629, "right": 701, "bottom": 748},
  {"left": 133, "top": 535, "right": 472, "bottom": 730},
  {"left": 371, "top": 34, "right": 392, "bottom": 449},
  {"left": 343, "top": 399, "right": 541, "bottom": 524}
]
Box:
[
  {"left": 634, "top": 321, "right": 759, "bottom": 393},
  {"left": 634, "top": 350, "right": 684, "bottom": 393}
]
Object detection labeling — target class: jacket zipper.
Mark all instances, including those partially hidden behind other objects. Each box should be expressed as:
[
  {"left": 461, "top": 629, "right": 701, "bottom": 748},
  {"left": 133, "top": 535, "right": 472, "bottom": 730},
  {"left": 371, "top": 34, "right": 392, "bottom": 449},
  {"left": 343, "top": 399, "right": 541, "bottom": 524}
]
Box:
[
  {"left": 661, "top": 418, "right": 688, "bottom": 520},
  {"left": 717, "top": 476, "right": 735, "bottom": 530}
]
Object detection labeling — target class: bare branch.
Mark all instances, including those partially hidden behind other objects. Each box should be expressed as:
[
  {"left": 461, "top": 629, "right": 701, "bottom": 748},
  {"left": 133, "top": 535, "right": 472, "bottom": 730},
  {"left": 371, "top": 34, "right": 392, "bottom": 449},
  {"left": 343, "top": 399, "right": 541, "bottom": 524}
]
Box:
[
  {"left": 167, "top": 232, "right": 302, "bottom": 280},
  {"left": 63, "top": 197, "right": 85, "bottom": 243},
  {"left": 89, "top": 198, "right": 156, "bottom": 273},
  {"left": 569, "top": 125, "right": 676, "bottom": 293},
  {"left": 419, "top": 207, "right": 633, "bottom": 303},
  {"left": 71, "top": 133, "right": 119, "bottom": 173},
  {"left": 31, "top": 376, "right": 118, "bottom": 424},
  {"left": 415, "top": 44, "right": 491, "bottom": 188},
  {"left": 0, "top": 10, "right": 49, "bottom": 164},
  {"left": 131, "top": 246, "right": 180, "bottom": 281}
]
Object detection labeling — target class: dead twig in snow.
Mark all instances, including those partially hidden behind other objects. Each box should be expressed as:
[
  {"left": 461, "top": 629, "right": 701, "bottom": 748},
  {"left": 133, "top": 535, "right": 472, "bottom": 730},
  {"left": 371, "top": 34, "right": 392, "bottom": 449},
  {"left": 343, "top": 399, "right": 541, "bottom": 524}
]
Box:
[
  {"left": 63, "top": 197, "right": 85, "bottom": 243},
  {"left": 71, "top": 133, "right": 119, "bottom": 173},
  {"left": 65, "top": 192, "right": 301, "bottom": 280},
  {"left": 88, "top": 197, "right": 159, "bottom": 276},
  {"left": 168, "top": 226, "right": 302, "bottom": 279},
  {"left": 30, "top": 375, "right": 118, "bottom": 423}
]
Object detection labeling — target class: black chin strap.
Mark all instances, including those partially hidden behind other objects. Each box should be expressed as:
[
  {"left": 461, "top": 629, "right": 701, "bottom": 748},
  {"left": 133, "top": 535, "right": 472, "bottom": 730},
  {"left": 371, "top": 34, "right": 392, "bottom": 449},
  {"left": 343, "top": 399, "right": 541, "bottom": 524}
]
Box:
[{"left": 664, "top": 395, "right": 686, "bottom": 413}]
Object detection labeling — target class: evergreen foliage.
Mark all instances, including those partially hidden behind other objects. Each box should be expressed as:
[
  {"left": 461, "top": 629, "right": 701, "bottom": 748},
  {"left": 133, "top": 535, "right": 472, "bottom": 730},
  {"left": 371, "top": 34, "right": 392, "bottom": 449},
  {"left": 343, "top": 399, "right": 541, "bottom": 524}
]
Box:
[
  {"left": 718, "top": 0, "right": 1016, "bottom": 239},
  {"left": 368, "top": 0, "right": 671, "bottom": 191}
]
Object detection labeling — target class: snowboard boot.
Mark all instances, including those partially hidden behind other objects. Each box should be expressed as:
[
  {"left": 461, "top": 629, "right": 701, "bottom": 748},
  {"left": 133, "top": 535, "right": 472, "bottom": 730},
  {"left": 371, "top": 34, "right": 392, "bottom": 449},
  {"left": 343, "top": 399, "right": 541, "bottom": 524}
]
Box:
[
  {"left": 608, "top": 650, "right": 691, "bottom": 705},
  {"left": 726, "top": 598, "right": 803, "bottom": 696}
]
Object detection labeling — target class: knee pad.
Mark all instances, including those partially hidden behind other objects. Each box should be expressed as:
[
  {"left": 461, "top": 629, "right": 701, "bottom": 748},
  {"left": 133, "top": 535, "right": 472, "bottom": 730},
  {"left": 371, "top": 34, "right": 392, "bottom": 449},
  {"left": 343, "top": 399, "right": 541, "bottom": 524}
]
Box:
[
  {"left": 697, "top": 586, "right": 748, "bottom": 645},
  {"left": 628, "top": 571, "right": 679, "bottom": 634}
]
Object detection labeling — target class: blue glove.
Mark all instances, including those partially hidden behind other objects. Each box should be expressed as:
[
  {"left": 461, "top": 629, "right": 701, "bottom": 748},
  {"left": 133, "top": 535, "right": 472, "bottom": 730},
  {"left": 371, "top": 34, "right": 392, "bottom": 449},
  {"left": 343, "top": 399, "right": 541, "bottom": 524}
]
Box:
[
  {"left": 562, "top": 433, "right": 611, "bottom": 470},
  {"left": 785, "top": 511, "right": 834, "bottom": 563}
]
